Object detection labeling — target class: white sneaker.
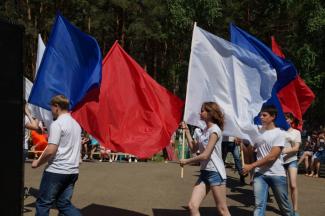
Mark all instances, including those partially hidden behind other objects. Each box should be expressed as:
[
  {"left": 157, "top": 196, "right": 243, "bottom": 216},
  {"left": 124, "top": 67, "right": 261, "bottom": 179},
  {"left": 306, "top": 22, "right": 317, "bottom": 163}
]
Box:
[
  {"left": 83, "top": 155, "right": 88, "bottom": 160},
  {"left": 109, "top": 159, "right": 113, "bottom": 162},
  {"left": 135, "top": 159, "right": 138, "bottom": 163},
  {"left": 99, "top": 159, "right": 102, "bottom": 162},
  {"left": 128, "top": 158, "right": 131, "bottom": 163}
]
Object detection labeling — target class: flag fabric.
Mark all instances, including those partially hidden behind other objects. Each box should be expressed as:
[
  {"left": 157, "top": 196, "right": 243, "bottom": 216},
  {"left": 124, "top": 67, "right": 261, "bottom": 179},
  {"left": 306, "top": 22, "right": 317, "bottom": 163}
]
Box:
[
  {"left": 72, "top": 42, "right": 184, "bottom": 158},
  {"left": 28, "top": 14, "right": 102, "bottom": 111},
  {"left": 25, "top": 77, "right": 33, "bottom": 104},
  {"left": 271, "top": 36, "right": 315, "bottom": 130},
  {"left": 26, "top": 35, "right": 53, "bottom": 129},
  {"left": 35, "top": 34, "right": 46, "bottom": 74},
  {"left": 271, "top": 36, "right": 285, "bottom": 58},
  {"left": 184, "top": 25, "right": 277, "bottom": 143},
  {"left": 230, "top": 24, "right": 298, "bottom": 130}
]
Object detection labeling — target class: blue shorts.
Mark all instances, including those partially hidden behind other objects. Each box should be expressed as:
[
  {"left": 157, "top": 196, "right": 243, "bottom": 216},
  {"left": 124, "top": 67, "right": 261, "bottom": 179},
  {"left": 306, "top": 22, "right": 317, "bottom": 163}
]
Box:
[
  {"left": 313, "top": 150, "right": 325, "bottom": 163},
  {"left": 283, "top": 160, "right": 298, "bottom": 170},
  {"left": 196, "top": 170, "right": 226, "bottom": 186}
]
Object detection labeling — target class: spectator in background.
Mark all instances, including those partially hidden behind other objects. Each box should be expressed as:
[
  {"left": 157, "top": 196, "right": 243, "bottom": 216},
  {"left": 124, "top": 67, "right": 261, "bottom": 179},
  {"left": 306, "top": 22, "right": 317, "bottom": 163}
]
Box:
[
  {"left": 99, "top": 145, "right": 113, "bottom": 162},
  {"left": 81, "top": 131, "right": 90, "bottom": 161},
  {"left": 88, "top": 134, "right": 99, "bottom": 160},
  {"left": 298, "top": 131, "right": 318, "bottom": 175},
  {"left": 308, "top": 130, "right": 325, "bottom": 178},
  {"left": 297, "top": 140, "right": 315, "bottom": 175}
]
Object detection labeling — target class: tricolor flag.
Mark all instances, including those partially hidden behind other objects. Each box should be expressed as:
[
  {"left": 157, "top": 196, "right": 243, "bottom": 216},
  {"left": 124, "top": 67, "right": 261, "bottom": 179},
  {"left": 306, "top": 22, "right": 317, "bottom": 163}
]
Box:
[
  {"left": 271, "top": 36, "right": 315, "bottom": 130},
  {"left": 230, "top": 23, "right": 298, "bottom": 130},
  {"left": 184, "top": 25, "right": 277, "bottom": 143}
]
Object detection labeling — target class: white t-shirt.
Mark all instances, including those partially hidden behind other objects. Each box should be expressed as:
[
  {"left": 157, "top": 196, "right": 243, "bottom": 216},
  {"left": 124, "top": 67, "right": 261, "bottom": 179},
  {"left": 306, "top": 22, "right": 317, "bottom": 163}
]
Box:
[
  {"left": 24, "top": 115, "right": 30, "bottom": 150},
  {"left": 283, "top": 128, "right": 301, "bottom": 164},
  {"left": 193, "top": 128, "right": 202, "bottom": 141},
  {"left": 196, "top": 124, "right": 226, "bottom": 179},
  {"left": 45, "top": 113, "right": 81, "bottom": 174},
  {"left": 254, "top": 127, "right": 286, "bottom": 176}
]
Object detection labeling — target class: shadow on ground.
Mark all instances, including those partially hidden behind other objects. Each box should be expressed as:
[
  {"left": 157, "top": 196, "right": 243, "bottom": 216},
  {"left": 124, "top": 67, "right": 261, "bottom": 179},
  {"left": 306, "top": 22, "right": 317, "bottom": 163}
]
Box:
[
  {"left": 152, "top": 206, "right": 251, "bottom": 216},
  {"left": 81, "top": 204, "right": 148, "bottom": 216},
  {"left": 226, "top": 176, "right": 282, "bottom": 215}
]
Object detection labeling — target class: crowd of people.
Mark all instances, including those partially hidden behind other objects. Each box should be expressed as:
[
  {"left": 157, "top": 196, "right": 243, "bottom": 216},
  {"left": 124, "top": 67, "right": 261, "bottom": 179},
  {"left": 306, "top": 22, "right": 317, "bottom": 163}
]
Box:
[{"left": 24, "top": 95, "right": 324, "bottom": 216}]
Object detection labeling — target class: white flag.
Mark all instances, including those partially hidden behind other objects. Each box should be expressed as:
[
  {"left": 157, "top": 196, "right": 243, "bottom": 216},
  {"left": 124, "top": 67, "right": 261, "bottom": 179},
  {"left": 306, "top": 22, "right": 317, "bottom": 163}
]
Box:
[
  {"left": 28, "top": 34, "right": 53, "bottom": 129},
  {"left": 184, "top": 25, "right": 277, "bottom": 143},
  {"left": 35, "top": 34, "right": 46, "bottom": 76}
]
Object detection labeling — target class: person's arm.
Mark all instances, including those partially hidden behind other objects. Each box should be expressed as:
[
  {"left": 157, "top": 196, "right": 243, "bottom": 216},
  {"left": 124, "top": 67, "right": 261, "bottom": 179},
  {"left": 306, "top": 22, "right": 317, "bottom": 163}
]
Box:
[
  {"left": 242, "top": 146, "right": 282, "bottom": 175},
  {"left": 31, "top": 144, "right": 58, "bottom": 168},
  {"left": 283, "top": 141, "right": 300, "bottom": 157},
  {"left": 180, "top": 132, "right": 218, "bottom": 166},
  {"left": 25, "top": 105, "right": 40, "bottom": 131},
  {"left": 181, "top": 122, "right": 199, "bottom": 153}
]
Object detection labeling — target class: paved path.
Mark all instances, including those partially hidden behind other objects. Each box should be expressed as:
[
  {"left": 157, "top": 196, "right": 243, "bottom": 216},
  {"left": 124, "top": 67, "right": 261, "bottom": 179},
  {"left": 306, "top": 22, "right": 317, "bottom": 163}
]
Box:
[{"left": 24, "top": 161, "right": 325, "bottom": 215}]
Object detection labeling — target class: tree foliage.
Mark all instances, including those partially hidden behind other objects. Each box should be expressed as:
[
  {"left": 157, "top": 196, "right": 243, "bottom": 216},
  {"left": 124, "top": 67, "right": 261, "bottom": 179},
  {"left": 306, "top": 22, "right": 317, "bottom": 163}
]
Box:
[{"left": 1, "top": 0, "right": 324, "bottom": 128}]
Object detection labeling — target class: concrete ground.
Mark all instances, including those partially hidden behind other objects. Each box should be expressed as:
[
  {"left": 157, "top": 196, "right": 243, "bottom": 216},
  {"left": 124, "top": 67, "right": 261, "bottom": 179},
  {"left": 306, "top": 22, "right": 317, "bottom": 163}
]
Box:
[{"left": 24, "top": 161, "right": 325, "bottom": 216}]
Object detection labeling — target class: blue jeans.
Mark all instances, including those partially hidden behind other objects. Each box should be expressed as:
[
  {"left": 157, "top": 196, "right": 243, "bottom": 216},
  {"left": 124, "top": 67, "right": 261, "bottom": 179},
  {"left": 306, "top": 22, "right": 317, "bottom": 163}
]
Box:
[
  {"left": 36, "top": 171, "right": 81, "bottom": 216},
  {"left": 253, "top": 173, "right": 294, "bottom": 216},
  {"left": 222, "top": 141, "right": 243, "bottom": 175}
]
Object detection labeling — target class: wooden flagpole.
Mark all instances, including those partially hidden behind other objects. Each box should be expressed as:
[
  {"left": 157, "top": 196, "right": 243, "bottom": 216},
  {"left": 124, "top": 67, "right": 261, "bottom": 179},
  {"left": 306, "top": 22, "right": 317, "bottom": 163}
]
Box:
[
  {"left": 181, "top": 128, "right": 185, "bottom": 178},
  {"left": 240, "top": 142, "right": 245, "bottom": 168}
]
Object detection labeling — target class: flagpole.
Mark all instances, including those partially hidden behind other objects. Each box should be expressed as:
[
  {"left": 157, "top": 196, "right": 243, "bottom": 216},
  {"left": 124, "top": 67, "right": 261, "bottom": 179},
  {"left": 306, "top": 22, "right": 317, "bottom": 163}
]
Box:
[
  {"left": 240, "top": 142, "right": 245, "bottom": 168},
  {"left": 181, "top": 21, "right": 197, "bottom": 179},
  {"left": 181, "top": 129, "right": 185, "bottom": 178},
  {"left": 240, "top": 141, "right": 248, "bottom": 183}
]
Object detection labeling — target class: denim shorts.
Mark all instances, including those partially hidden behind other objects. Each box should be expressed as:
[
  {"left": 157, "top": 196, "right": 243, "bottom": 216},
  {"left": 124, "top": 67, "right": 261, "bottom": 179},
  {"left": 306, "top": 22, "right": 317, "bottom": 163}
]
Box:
[
  {"left": 283, "top": 160, "right": 298, "bottom": 170},
  {"left": 196, "top": 170, "right": 226, "bottom": 186},
  {"left": 313, "top": 150, "right": 325, "bottom": 163}
]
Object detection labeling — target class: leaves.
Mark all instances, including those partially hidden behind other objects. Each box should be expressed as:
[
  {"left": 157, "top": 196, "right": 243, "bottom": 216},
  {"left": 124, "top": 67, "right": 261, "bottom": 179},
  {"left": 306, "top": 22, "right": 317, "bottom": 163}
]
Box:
[{"left": 0, "top": 0, "right": 324, "bottom": 127}]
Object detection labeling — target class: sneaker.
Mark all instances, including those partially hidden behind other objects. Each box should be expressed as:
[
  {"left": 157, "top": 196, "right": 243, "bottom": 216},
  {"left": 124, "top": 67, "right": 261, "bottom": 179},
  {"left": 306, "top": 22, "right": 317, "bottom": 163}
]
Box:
[
  {"left": 109, "top": 159, "right": 113, "bottom": 162},
  {"left": 128, "top": 158, "right": 132, "bottom": 163},
  {"left": 83, "top": 155, "right": 88, "bottom": 160},
  {"left": 135, "top": 159, "right": 138, "bottom": 163},
  {"left": 99, "top": 159, "right": 103, "bottom": 162},
  {"left": 24, "top": 187, "right": 29, "bottom": 198}
]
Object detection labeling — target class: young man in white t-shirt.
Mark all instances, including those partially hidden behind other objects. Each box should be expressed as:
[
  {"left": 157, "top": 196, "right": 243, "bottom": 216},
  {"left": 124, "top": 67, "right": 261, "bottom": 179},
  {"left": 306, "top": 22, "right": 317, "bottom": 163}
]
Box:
[
  {"left": 32, "top": 95, "right": 82, "bottom": 216},
  {"left": 243, "top": 105, "right": 294, "bottom": 216}
]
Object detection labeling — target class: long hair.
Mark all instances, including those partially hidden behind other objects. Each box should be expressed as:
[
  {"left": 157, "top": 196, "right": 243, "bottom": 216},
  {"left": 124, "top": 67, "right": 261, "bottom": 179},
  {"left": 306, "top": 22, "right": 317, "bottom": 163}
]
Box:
[{"left": 202, "top": 102, "right": 225, "bottom": 130}]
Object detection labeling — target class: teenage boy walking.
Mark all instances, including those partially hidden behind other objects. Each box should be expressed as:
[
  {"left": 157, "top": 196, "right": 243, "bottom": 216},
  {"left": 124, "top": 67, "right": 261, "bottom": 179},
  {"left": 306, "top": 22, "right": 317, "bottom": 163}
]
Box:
[{"left": 243, "top": 105, "right": 294, "bottom": 216}]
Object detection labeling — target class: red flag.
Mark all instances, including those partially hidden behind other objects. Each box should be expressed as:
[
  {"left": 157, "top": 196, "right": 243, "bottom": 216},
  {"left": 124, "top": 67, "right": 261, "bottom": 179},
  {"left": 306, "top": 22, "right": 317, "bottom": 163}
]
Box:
[
  {"left": 271, "top": 36, "right": 315, "bottom": 130},
  {"left": 72, "top": 42, "right": 184, "bottom": 158}
]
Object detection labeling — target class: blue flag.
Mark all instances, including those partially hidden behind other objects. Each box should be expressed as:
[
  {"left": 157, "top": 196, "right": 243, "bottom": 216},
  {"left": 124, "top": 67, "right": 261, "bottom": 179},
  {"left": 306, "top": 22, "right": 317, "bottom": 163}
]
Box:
[
  {"left": 29, "top": 14, "right": 102, "bottom": 110},
  {"left": 230, "top": 24, "right": 298, "bottom": 130}
]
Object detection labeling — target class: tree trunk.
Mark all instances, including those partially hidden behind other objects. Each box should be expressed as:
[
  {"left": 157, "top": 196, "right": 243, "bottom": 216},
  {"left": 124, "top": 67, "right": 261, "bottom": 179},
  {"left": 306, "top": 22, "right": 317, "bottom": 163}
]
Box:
[
  {"left": 26, "top": 0, "right": 31, "bottom": 21},
  {"left": 88, "top": 16, "right": 91, "bottom": 33}
]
